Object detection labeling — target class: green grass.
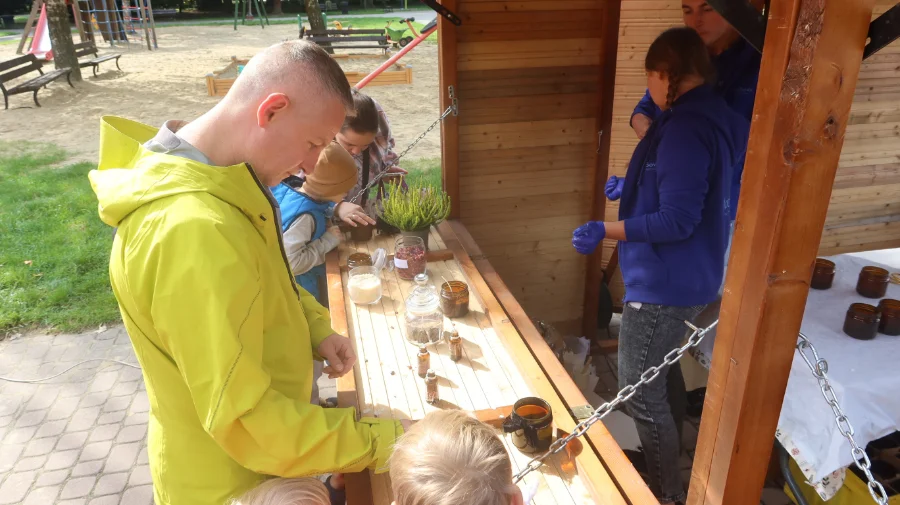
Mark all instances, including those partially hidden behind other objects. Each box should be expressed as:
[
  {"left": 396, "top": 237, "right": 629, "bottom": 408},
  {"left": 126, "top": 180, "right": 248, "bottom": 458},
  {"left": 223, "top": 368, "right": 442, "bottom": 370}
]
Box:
[
  {"left": 400, "top": 157, "right": 441, "bottom": 188},
  {"left": 0, "top": 31, "right": 15, "bottom": 37},
  {"left": 0, "top": 143, "right": 119, "bottom": 334}
]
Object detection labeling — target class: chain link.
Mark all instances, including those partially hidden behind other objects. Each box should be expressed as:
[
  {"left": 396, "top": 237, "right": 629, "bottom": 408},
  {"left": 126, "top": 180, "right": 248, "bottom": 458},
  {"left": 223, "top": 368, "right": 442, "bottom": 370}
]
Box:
[
  {"left": 796, "top": 333, "right": 889, "bottom": 505},
  {"left": 512, "top": 319, "right": 719, "bottom": 484},
  {"left": 349, "top": 105, "right": 454, "bottom": 204}
]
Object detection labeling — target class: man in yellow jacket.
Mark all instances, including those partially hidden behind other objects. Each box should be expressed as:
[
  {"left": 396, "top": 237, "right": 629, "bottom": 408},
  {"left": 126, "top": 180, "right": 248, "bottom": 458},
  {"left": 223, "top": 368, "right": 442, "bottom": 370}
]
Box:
[{"left": 88, "top": 41, "right": 403, "bottom": 505}]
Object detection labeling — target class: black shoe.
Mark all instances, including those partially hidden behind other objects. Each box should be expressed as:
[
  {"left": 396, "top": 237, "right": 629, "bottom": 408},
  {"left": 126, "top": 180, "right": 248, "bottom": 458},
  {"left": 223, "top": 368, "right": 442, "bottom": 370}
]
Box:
[
  {"left": 686, "top": 388, "right": 706, "bottom": 418},
  {"left": 624, "top": 449, "right": 649, "bottom": 479}
]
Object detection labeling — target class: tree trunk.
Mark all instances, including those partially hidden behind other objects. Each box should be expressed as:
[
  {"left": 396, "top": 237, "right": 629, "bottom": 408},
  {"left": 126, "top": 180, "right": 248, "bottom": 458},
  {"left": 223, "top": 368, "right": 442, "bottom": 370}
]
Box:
[
  {"left": 363, "top": 0, "right": 374, "bottom": 9},
  {"left": 46, "top": 0, "right": 82, "bottom": 81},
  {"left": 271, "top": 0, "right": 283, "bottom": 15},
  {"left": 305, "top": 0, "right": 332, "bottom": 54}
]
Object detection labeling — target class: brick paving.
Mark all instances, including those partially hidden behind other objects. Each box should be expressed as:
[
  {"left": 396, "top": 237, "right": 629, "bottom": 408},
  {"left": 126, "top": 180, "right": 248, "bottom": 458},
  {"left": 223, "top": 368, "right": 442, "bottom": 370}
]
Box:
[{"left": 0, "top": 325, "right": 338, "bottom": 505}]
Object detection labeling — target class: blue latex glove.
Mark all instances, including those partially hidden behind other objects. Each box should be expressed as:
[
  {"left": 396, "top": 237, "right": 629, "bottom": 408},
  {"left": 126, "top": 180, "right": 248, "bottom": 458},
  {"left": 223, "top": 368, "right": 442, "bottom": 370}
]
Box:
[
  {"left": 605, "top": 176, "right": 624, "bottom": 201},
  {"left": 572, "top": 221, "right": 606, "bottom": 255}
]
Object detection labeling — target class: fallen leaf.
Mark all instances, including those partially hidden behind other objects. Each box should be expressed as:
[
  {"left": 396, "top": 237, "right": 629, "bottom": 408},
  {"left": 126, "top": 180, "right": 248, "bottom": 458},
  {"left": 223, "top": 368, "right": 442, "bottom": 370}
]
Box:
[
  {"left": 23, "top": 260, "right": 32, "bottom": 266},
  {"left": 96, "top": 324, "right": 108, "bottom": 334}
]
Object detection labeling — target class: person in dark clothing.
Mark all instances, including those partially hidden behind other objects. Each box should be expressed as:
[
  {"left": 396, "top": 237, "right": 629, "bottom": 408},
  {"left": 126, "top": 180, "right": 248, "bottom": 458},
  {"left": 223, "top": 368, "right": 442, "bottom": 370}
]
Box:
[
  {"left": 632, "top": 0, "right": 761, "bottom": 222},
  {"left": 572, "top": 28, "right": 749, "bottom": 505}
]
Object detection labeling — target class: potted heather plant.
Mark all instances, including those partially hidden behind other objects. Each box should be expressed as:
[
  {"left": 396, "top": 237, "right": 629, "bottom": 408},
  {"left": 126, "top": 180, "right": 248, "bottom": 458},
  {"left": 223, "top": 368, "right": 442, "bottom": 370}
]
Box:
[{"left": 379, "top": 181, "right": 451, "bottom": 249}]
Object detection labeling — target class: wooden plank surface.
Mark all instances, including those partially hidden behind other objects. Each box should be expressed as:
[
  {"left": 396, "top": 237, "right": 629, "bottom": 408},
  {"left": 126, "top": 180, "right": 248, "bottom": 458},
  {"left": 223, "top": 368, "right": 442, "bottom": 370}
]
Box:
[
  {"left": 686, "top": 1, "right": 876, "bottom": 504},
  {"left": 439, "top": 0, "right": 461, "bottom": 220},
  {"left": 331, "top": 225, "right": 609, "bottom": 505}
]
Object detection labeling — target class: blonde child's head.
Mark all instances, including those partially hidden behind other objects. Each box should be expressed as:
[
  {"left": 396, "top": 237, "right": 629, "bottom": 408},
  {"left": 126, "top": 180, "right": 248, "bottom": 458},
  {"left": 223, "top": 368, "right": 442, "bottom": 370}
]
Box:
[
  {"left": 231, "top": 477, "right": 330, "bottom": 505},
  {"left": 389, "top": 410, "right": 524, "bottom": 505}
]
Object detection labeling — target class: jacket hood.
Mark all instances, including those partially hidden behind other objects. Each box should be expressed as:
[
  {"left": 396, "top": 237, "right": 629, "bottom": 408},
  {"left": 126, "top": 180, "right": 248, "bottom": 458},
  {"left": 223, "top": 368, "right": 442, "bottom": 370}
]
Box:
[
  {"left": 89, "top": 116, "right": 270, "bottom": 228},
  {"left": 668, "top": 85, "right": 749, "bottom": 169}
]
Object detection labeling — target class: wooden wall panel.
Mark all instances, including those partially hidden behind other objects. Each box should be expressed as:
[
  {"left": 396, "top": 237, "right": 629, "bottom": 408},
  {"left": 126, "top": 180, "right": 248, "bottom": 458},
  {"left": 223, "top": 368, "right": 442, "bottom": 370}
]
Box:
[
  {"left": 448, "top": 0, "right": 608, "bottom": 327},
  {"left": 604, "top": 0, "right": 900, "bottom": 305}
]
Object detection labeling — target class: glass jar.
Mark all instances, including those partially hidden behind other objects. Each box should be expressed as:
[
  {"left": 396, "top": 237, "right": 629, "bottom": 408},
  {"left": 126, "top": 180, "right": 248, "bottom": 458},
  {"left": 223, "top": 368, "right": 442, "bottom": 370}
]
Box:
[
  {"left": 347, "top": 253, "right": 373, "bottom": 270},
  {"left": 404, "top": 273, "right": 443, "bottom": 346},
  {"left": 347, "top": 266, "right": 382, "bottom": 305},
  {"left": 856, "top": 266, "right": 890, "bottom": 299},
  {"left": 810, "top": 258, "right": 835, "bottom": 290},
  {"left": 878, "top": 299, "right": 900, "bottom": 336},
  {"left": 440, "top": 281, "right": 469, "bottom": 318},
  {"left": 843, "top": 303, "right": 880, "bottom": 340},
  {"left": 394, "top": 235, "right": 426, "bottom": 281}
]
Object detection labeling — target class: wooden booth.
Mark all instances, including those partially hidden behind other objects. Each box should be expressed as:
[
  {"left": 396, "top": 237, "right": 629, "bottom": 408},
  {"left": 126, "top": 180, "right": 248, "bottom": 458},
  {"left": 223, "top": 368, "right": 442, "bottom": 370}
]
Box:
[{"left": 328, "top": 0, "right": 900, "bottom": 504}]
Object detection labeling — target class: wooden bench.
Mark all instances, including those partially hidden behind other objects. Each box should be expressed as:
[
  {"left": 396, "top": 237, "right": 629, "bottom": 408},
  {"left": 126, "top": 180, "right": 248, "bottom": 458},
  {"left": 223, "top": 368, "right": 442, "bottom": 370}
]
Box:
[
  {"left": 0, "top": 54, "right": 73, "bottom": 110},
  {"left": 74, "top": 41, "right": 122, "bottom": 77},
  {"left": 300, "top": 27, "right": 389, "bottom": 53}
]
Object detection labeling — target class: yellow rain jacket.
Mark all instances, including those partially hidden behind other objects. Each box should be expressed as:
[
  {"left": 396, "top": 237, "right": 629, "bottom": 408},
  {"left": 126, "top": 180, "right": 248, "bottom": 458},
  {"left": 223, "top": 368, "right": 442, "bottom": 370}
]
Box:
[{"left": 89, "top": 117, "right": 401, "bottom": 505}]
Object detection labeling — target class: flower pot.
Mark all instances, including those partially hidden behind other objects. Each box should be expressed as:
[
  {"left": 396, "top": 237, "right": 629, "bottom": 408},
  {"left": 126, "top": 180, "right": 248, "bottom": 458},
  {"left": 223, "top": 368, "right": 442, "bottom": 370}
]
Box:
[
  {"left": 349, "top": 223, "right": 375, "bottom": 243},
  {"left": 400, "top": 228, "right": 431, "bottom": 251},
  {"left": 376, "top": 216, "right": 400, "bottom": 236}
]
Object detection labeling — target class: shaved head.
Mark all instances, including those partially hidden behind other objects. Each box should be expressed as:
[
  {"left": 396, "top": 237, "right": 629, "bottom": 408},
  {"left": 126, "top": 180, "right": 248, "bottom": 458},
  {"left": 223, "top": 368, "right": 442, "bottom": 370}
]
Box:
[{"left": 230, "top": 40, "right": 354, "bottom": 114}]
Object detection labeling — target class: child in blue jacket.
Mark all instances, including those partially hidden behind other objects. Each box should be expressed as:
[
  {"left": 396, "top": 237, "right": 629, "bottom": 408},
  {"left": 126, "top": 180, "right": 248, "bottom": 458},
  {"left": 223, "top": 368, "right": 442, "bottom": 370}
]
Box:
[{"left": 573, "top": 28, "right": 749, "bottom": 505}]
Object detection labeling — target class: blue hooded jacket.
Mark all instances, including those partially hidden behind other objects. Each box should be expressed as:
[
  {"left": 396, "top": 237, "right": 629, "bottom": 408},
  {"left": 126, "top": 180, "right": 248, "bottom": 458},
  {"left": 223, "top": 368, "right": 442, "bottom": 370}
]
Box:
[
  {"left": 632, "top": 37, "right": 760, "bottom": 220},
  {"left": 270, "top": 182, "right": 334, "bottom": 304},
  {"left": 619, "top": 85, "right": 749, "bottom": 306}
]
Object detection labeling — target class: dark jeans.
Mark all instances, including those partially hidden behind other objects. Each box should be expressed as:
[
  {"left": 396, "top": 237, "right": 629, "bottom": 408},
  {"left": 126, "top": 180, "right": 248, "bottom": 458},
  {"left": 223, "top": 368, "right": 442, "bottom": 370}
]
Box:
[{"left": 619, "top": 302, "right": 705, "bottom": 503}]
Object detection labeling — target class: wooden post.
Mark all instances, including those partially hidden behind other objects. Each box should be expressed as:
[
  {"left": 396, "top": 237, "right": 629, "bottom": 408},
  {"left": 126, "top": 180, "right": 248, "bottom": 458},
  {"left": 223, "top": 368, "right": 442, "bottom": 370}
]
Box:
[
  {"left": 145, "top": 0, "right": 157, "bottom": 49},
  {"left": 437, "top": 0, "right": 459, "bottom": 219},
  {"left": 687, "top": 0, "right": 875, "bottom": 504},
  {"left": 71, "top": 0, "right": 86, "bottom": 42},
  {"left": 582, "top": 0, "right": 621, "bottom": 339},
  {"left": 46, "top": 0, "right": 83, "bottom": 81}
]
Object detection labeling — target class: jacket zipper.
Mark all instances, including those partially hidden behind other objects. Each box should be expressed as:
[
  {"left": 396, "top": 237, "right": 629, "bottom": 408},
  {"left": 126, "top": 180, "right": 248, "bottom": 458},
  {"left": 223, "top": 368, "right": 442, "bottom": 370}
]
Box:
[{"left": 245, "top": 164, "right": 301, "bottom": 300}]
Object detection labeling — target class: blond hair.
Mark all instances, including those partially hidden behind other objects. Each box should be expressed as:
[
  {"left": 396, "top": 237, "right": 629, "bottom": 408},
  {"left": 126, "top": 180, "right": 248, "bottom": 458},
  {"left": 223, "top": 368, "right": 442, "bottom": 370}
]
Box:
[
  {"left": 389, "top": 410, "right": 516, "bottom": 505},
  {"left": 231, "top": 477, "right": 330, "bottom": 505}
]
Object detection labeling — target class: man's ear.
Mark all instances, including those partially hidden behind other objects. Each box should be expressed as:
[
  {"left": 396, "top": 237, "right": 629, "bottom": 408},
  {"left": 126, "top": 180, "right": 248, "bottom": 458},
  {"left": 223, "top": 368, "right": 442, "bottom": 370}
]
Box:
[{"left": 257, "top": 93, "right": 290, "bottom": 127}]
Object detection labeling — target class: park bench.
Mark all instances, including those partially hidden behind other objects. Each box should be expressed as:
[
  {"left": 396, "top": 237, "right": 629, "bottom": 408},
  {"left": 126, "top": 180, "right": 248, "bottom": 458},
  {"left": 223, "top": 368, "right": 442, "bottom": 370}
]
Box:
[
  {"left": 153, "top": 8, "right": 178, "bottom": 18},
  {"left": 74, "top": 41, "right": 122, "bottom": 77},
  {"left": 300, "top": 28, "right": 389, "bottom": 53},
  {"left": 0, "top": 54, "right": 73, "bottom": 110}
]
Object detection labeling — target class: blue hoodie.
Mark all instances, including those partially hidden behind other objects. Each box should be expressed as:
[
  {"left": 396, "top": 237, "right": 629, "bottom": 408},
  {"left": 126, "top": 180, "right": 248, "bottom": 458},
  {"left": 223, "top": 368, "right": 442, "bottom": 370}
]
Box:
[
  {"left": 632, "top": 37, "right": 760, "bottom": 220},
  {"left": 619, "top": 85, "right": 749, "bottom": 306}
]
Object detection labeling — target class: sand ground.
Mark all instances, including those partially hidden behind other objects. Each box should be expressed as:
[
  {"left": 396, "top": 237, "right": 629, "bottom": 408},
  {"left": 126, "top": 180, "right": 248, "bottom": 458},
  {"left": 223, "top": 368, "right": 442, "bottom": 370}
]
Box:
[{"left": 0, "top": 24, "right": 441, "bottom": 163}]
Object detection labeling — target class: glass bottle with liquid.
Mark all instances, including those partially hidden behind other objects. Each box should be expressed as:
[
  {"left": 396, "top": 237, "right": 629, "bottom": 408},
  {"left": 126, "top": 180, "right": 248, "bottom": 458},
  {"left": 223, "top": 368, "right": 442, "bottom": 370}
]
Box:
[{"left": 404, "top": 273, "right": 443, "bottom": 346}]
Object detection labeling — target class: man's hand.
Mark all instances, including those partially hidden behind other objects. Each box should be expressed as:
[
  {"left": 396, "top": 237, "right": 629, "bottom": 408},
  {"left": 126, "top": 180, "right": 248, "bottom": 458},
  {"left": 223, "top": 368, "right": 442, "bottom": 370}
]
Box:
[
  {"left": 632, "top": 113, "right": 652, "bottom": 139},
  {"left": 334, "top": 202, "right": 376, "bottom": 228},
  {"left": 317, "top": 333, "right": 357, "bottom": 378}
]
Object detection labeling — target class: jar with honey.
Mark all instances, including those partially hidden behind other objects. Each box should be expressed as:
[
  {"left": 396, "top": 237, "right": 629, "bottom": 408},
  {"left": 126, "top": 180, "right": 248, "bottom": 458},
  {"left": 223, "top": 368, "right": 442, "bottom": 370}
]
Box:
[
  {"left": 843, "top": 303, "right": 880, "bottom": 340},
  {"left": 810, "top": 258, "right": 835, "bottom": 290},
  {"left": 440, "top": 281, "right": 469, "bottom": 318},
  {"left": 857, "top": 266, "right": 890, "bottom": 299},
  {"left": 878, "top": 299, "right": 900, "bottom": 336},
  {"left": 347, "top": 253, "right": 373, "bottom": 270}
]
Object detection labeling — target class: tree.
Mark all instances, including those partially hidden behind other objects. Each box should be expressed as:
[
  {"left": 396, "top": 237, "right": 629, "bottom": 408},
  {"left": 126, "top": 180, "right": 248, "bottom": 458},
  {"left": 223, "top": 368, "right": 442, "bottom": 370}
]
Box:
[
  {"left": 45, "top": 0, "right": 82, "bottom": 82},
  {"left": 271, "top": 0, "right": 283, "bottom": 15},
  {"left": 304, "top": 0, "right": 332, "bottom": 54}
]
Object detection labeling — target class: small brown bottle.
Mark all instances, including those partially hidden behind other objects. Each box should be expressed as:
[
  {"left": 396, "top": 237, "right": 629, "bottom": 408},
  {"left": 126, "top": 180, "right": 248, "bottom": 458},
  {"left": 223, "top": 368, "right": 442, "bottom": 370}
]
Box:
[
  {"left": 425, "top": 369, "right": 439, "bottom": 404},
  {"left": 448, "top": 331, "right": 462, "bottom": 362},
  {"left": 417, "top": 346, "right": 430, "bottom": 378}
]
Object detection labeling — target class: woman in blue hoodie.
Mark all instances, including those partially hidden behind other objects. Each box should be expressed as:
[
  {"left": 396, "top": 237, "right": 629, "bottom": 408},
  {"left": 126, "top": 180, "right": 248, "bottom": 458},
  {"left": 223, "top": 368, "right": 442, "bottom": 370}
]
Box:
[{"left": 573, "top": 28, "right": 749, "bottom": 504}]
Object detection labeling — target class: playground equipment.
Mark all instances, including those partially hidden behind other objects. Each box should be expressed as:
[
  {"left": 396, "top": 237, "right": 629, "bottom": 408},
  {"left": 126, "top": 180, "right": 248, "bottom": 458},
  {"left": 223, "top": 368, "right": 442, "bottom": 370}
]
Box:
[
  {"left": 384, "top": 17, "right": 419, "bottom": 48},
  {"left": 18, "top": 0, "right": 157, "bottom": 54},
  {"left": 233, "top": 0, "right": 269, "bottom": 30},
  {"left": 355, "top": 18, "right": 435, "bottom": 89}
]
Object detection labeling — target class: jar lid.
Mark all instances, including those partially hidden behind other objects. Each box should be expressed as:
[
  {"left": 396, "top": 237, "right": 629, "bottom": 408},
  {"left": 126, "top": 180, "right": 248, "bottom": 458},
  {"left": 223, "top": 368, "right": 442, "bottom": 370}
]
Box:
[{"left": 406, "top": 273, "right": 440, "bottom": 313}]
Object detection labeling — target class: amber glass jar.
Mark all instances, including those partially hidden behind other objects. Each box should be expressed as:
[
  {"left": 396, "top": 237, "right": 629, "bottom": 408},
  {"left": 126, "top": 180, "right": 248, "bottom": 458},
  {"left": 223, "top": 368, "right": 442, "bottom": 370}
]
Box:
[
  {"left": 843, "top": 303, "right": 881, "bottom": 340},
  {"left": 857, "top": 266, "right": 890, "bottom": 298},
  {"left": 878, "top": 299, "right": 900, "bottom": 336},
  {"left": 347, "top": 253, "right": 373, "bottom": 270},
  {"left": 440, "top": 281, "right": 469, "bottom": 318},
  {"left": 810, "top": 258, "right": 836, "bottom": 290}
]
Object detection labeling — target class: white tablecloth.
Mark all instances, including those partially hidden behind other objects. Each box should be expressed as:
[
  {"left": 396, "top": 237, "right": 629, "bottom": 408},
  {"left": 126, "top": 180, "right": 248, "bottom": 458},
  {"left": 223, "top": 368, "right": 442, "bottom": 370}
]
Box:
[{"left": 690, "top": 249, "right": 900, "bottom": 500}]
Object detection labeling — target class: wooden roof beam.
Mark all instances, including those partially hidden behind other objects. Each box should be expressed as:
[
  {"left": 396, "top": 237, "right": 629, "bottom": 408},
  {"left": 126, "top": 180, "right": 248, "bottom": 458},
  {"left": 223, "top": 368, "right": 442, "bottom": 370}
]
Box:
[{"left": 686, "top": 0, "right": 875, "bottom": 504}]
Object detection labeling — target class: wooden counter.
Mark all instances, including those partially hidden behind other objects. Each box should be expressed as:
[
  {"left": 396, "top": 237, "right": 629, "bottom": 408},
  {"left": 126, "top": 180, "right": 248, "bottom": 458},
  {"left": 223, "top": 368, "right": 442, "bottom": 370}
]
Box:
[{"left": 326, "top": 221, "right": 657, "bottom": 505}]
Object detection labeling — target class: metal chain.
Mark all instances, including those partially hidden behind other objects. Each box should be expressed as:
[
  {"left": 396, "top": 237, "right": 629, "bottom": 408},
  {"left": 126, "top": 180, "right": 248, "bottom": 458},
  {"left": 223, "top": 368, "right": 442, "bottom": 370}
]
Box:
[
  {"left": 796, "top": 333, "right": 889, "bottom": 505},
  {"left": 513, "top": 319, "right": 719, "bottom": 484},
  {"left": 349, "top": 105, "right": 455, "bottom": 204}
]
